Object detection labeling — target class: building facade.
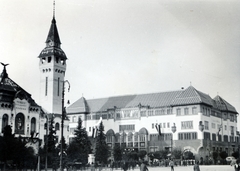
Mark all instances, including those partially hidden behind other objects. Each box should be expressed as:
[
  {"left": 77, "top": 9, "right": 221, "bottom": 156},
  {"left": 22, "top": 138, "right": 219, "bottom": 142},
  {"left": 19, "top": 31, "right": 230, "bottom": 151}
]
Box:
[
  {"left": 0, "top": 15, "right": 70, "bottom": 149},
  {"left": 67, "top": 86, "right": 239, "bottom": 160},
  {"left": 0, "top": 6, "right": 239, "bottom": 162},
  {"left": 0, "top": 64, "right": 43, "bottom": 149}
]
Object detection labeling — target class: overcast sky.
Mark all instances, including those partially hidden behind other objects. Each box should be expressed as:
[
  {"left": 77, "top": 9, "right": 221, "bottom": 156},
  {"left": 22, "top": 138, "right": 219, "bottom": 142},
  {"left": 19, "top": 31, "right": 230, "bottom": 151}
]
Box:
[{"left": 0, "top": 0, "right": 239, "bottom": 114}]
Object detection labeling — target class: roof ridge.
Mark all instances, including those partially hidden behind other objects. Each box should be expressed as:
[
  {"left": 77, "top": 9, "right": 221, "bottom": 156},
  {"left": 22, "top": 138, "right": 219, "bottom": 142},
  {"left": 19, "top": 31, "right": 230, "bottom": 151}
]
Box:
[
  {"left": 193, "top": 88, "right": 203, "bottom": 103},
  {"left": 86, "top": 89, "right": 183, "bottom": 101}
]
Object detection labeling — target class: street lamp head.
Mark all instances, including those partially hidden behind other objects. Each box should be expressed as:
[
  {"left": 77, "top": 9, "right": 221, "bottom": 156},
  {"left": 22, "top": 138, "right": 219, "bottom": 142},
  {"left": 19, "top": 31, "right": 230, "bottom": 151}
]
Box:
[
  {"left": 171, "top": 123, "right": 176, "bottom": 133},
  {"left": 199, "top": 121, "right": 204, "bottom": 132}
]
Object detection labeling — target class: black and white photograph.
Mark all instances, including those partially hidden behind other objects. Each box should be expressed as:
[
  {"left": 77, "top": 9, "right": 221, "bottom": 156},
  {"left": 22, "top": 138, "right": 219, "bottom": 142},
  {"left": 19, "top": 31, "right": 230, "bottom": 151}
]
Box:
[{"left": 0, "top": 1, "right": 240, "bottom": 171}]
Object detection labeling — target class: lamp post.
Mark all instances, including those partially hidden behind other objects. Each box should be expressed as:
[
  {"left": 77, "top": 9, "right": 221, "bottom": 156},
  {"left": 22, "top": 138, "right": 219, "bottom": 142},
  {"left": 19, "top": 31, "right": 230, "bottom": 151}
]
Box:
[
  {"left": 45, "top": 115, "right": 49, "bottom": 171},
  {"left": 27, "top": 132, "right": 41, "bottom": 171},
  {"left": 155, "top": 123, "right": 161, "bottom": 150},
  {"left": 171, "top": 123, "right": 177, "bottom": 154},
  {"left": 60, "top": 80, "right": 70, "bottom": 171}
]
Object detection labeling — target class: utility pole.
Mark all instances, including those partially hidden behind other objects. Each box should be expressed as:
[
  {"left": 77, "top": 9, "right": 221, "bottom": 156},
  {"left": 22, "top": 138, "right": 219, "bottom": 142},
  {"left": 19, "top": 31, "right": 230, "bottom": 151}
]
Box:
[
  {"left": 60, "top": 80, "right": 70, "bottom": 171},
  {"left": 45, "top": 116, "right": 49, "bottom": 171}
]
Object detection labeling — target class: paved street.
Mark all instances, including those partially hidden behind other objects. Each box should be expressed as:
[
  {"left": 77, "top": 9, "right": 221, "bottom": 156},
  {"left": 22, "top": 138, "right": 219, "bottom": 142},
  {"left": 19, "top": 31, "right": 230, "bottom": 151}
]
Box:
[
  {"left": 107, "top": 165, "right": 234, "bottom": 171},
  {"left": 145, "top": 165, "right": 233, "bottom": 171},
  {"left": 47, "top": 165, "right": 233, "bottom": 171}
]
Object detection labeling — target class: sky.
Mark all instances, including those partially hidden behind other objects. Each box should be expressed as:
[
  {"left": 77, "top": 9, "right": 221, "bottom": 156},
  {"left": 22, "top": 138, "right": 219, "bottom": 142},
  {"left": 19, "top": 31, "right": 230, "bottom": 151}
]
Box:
[{"left": 0, "top": 0, "right": 240, "bottom": 114}]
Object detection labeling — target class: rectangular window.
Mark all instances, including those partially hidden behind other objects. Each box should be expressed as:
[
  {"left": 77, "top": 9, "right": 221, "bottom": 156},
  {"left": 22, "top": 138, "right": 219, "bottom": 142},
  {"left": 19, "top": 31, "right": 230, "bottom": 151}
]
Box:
[
  {"left": 57, "top": 77, "right": 60, "bottom": 96},
  {"left": 155, "top": 110, "right": 161, "bottom": 115},
  {"left": 192, "top": 107, "right": 197, "bottom": 114},
  {"left": 86, "top": 115, "right": 91, "bottom": 120},
  {"left": 140, "top": 142, "right": 145, "bottom": 147},
  {"left": 204, "top": 121, "right": 209, "bottom": 130},
  {"left": 223, "top": 113, "right": 227, "bottom": 120},
  {"left": 184, "top": 108, "right": 189, "bottom": 115},
  {"left": 181, "top": 121, "right": 193, "bottom": 129},
  {"left": 45, "top": 77, "right": 48, "bottom": 96},
  {"left": 140, "top": 111, "right": 146, "bottom": 116},
  {"left": 204, "top": 132, "right": 211, "bottom": 140},
  {"left": 212, "top": 123, "right": 216, "bottom": 129},
  {"left": 177, "top": 108, "right": 181, "bottom": 116},
  {"left": 123, "top": 110, "right": 131, "bottom": 117},
  {"left": 224, "top": 135, "right": 228, "bottom": 142},
  {"left": 119, "top": 125, "right": 135, "bottom": 132},
  {"left": 148, "top": 110, "right": 154, "bottom": 116},
  {"left": 167, "top": 108, "right": 172, "bottom": 114},
  {"left": 218, "top": 135, "right": 222, "bottom": 142},
  {"left": 161, "top": 109, "right": 165, "bottom": 115},
  {"left": 212, "top": 134, "right": 216, "bottom": 141},
  {"left": 230, "top": 126, "right": 234, "bottom": 135},
  {"left": 178, "top": 132, "right": 197, "bottom": 140}
]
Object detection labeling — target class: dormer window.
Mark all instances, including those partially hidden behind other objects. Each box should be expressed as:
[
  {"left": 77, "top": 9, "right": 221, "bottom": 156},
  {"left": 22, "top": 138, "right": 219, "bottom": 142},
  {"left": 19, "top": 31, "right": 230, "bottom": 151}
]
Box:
[
  {"left": 60, "top": 59, "right": 65, "bottom": 65},
  {"left": 48, "top": 57, "right": 52, "bottom": 63},
  {"left": 41, "top": 58, "right": 46, "bottom": 64}
]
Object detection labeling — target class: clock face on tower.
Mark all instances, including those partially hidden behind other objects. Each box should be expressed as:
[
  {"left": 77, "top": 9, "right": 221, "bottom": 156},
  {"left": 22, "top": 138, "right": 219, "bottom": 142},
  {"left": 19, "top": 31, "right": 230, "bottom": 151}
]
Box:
[{"left": 49, "top": 41, "right": 54, "bottom": 46}]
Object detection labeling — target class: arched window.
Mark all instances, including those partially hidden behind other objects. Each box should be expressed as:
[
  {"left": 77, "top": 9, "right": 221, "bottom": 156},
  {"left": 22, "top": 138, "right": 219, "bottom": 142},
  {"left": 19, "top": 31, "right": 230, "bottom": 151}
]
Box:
[
  {"left": 2, "top": 114, "right": 9, "bottom": 133},
  {"left": 31, "top": 117, "right": 36, "bottom": 133},
  {"left": 15, "top": 113, "right": 25, "bottom": 134},
  {"left": 55, "top": 122, "right": 60, "bottom": 131},
  {"left": 44, "top": 123, "right": 47, "bottom": 130},
  {"left": 106, "top": 129, "right": 115, "bottom": 143},
  {"left": 115, "top": 133, "right": 120, "bottom": 143}
]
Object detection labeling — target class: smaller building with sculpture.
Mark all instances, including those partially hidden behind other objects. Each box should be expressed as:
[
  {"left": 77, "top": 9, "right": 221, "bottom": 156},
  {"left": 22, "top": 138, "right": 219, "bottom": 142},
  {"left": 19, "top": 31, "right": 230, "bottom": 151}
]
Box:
[
  {"left": 0, "top": 64, "right": 68, "bottom": 153},
  {"left": 67, "top": 85, "right": 239, "bottom": 162}
]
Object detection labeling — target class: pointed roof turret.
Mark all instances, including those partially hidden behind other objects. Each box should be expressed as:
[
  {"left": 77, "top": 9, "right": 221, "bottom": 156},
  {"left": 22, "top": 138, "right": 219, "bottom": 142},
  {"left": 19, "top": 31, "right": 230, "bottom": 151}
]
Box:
[
  {"left": 213, "top": 95, "right": 238, "bottom": 114},
  {"left": 45, "top": 17, "right": 61, "bottom": 45},
  {"left": 171, "top": 86, "right": 213, "bottom": 106},
  {"left": 38, "top": 17, "right": 67, "bottom": 60},
  {"left": 0, "top": 64, "right": 38, "bottom": 106}
]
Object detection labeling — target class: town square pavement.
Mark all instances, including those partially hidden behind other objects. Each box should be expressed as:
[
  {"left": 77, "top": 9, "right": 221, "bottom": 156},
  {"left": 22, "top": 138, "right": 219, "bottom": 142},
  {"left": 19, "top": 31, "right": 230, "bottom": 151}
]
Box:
[
  {"left": 106, "top": 165, "right": 234, "bottom": 171},
  {"left": 146, "top": 165, "right": 234, "bottom": 171}
]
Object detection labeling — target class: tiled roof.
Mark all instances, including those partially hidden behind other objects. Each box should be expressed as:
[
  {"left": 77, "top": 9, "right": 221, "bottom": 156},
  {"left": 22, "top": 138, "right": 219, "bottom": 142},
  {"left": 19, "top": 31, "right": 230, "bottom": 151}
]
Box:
[
  {"left": 67, "top": 91, "right": 183, "bottom": 114},
  {"left": 213, "top": 95, "right": 237, "bottom": 113},
  {"left": 0, "top": 66, "right": 39, "bottom": 106},
  {"left": 171, "top": 86, "right": 213, "bottom": 106},
  {"left": 67, "top": 97, "right": 89, "bottom": 114},
  {"left": 67, "top": 86, "right": 238, "bottom": 114},
  {"left": 39, "top": 46, "right": 67, "bottom": 60}
]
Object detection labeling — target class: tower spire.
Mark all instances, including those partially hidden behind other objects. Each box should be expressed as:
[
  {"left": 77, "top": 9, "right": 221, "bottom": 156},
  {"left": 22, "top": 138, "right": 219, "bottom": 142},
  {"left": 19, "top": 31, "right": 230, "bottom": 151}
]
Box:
[
  {"left": 53, "top": 0, "right": 55, "bottom": 18},
  {"left": 38, "top": 2, "right": 67, "bottom": 115}
]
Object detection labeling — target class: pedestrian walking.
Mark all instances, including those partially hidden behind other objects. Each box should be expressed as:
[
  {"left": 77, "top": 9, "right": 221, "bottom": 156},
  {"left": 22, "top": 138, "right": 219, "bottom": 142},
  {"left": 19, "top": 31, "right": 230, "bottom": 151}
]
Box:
[
  {"left": 193, "top": 161, "right": 200, "bottom": 171},
  {"left": 140, "top": 160, "right": 148, "bottom": 171},
  {"left": 169, "top": 159, "right": 174, "bottom": 171}
]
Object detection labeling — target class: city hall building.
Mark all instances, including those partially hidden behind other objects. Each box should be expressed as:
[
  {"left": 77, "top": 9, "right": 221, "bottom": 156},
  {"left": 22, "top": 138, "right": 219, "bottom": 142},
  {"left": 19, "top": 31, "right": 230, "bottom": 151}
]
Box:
[{"left": 67, "top": 86, "right": 239, "bottom": 160}]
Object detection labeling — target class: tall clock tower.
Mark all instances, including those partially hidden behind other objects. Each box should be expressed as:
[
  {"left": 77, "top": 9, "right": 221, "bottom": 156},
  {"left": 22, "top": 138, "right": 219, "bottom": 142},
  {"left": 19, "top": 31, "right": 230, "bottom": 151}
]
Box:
[{"left": 38, "top": 17, "right": 67, "bottom": 114}]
